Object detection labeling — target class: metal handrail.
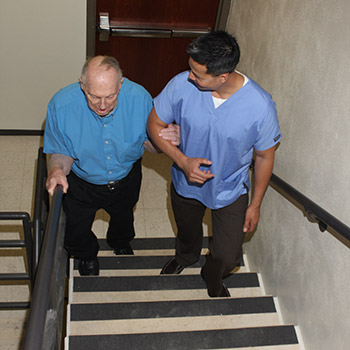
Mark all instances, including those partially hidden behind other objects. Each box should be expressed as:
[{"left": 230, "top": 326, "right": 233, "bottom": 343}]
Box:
[
  {"left": 248, "top": 159, "right": 350, "bottom": 243},
  {"left": 269, "top": 173, "right": 350, "bottom": 241},
  {"left": 22, "top": 185, "right": 67, "bottom": 350},
  {"left": 32, "top": 147, "right": 50, "bottom": 275}
]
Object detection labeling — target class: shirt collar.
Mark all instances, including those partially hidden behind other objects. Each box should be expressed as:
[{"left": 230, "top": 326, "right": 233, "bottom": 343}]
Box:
[{"left": 91, "top": 103, "right": 118, "bottom": 121}]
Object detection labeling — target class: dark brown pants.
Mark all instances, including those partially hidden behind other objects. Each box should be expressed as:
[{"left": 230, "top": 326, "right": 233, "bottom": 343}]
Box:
[{"left": 171, "top": 183, "right": 248, "bottom": 295}]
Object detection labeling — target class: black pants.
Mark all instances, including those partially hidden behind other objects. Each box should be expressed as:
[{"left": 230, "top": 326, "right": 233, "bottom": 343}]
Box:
[
  {"left": 171, "top": 183, "right": 248, "bottom": 294},
  {"left": 62, "top": 159, "right": 142, "bottom": 259}
]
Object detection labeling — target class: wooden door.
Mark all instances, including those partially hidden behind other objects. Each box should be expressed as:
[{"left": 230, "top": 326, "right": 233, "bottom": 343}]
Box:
[{"left": 94, "top": 0, "right": 221, "bottom": 97}]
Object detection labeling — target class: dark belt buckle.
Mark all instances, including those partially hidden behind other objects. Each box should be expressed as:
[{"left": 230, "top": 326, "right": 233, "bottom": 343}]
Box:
[{"left": 107, "top": 181, "right": 118, "bottom": 191}]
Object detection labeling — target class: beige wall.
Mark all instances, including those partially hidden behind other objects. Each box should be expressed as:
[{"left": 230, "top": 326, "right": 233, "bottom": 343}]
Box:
[
  {"left": 227, "top": 1, "right": 350, "bottom": 349},
  {"left": 0, "top": 0, "right": 86, "bottom": 130}
]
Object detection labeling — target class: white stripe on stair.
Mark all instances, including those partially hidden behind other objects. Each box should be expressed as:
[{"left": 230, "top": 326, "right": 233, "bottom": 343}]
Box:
[
  {"left": 72, "top": 266, "right": 248, "bottom": 277},
  {"left": 69, "top": 313, "right": 281, "bottom": 336},
  {"left": 72, "top": 287, "right": 263, "bottom": 304},
  {"left": 97, "top": 248, "right": 209, "bottom": 256}
]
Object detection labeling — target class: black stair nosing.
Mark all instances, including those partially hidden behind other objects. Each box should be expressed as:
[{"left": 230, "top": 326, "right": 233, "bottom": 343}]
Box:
[
  {"left": 98, "top": 237, "right": 209, "bottom": 250},
  {"left": 69, "top": 325, "right": 298, "bottom": 350},
  {"left": 73, "top": 273, "right": 259, "bottom": 292},
  {"left": 73, "top": 255, "right": 205, "bottom": 270},
  {"left": 70, "top": 296, "right": 276, "bottom": 321},
  {"left": 73, "top": 255, "right": 245, "bottom": 270}
]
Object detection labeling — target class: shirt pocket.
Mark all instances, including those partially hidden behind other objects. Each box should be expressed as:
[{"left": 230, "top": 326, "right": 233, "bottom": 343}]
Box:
[{"left": 120, "top": 136, "right": 145, "bottom": 163}]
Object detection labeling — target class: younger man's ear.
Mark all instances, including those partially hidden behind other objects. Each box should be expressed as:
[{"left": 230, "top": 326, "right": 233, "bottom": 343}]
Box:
[{"left": 219, "top": 73, "right": 229, "bottom": 83}]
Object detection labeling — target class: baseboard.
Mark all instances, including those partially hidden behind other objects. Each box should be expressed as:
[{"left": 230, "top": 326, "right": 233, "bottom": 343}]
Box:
[{"left": 0, "top": 129, "right": 44, "bottom": 136}]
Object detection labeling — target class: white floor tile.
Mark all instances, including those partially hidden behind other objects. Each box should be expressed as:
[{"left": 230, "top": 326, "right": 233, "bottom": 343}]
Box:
[
  {"left": 141, "top": 179, "right": 171, "bottom": 209},
  {"left": 0, "top": 136, "right": 28, "bottom": 155},
  {"left": 141, "top": 152, "right": 173, "bottom": 183},
  {"left": 0, "top": 319, "right": 26, "bottom": 349},
  {"left": 0, "top": 180, "right": 23, "bottom": 211},
  {"left": 134, "top": 206, "right": 146, "bottom": 237},
  {"left": 91, "top": 209, "right": 108, "bottom": 239},
  {"left": 144, "top": 208, "right": 176, "bottom": 237},
  {"left": 0, "top": 284, "right": 30, "bottom": 302}
]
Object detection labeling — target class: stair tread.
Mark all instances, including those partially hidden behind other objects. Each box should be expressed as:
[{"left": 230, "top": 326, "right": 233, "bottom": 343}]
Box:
[
  {"left": 73, "top": 266, "right": 248, "bottom": 277},
  {"left": 73, "top": 273, "right": 259, "bottom": 292},
  {"left": 68, "top": 238, "right": 299, "bottom": 349},
  {"left": 74, "top": 255, "right": 205, "bottom": 269},
  {"left": 69, "top": 313, "right": 282, "bottom": 336},
  {"left": 71, "top": 287, "right": 263, "bottom": 304},
  {"left": 69, "top": 325, "right": 298, "bottom": 349},
  {"left": 73, "top": 255, "right": 245, "bottom": 270},
  {"left": 97, "top": 237, "right": 208, "bottom": 250},
  {"left": 71, "top": 296, "right": 276, "bottom": 321}
]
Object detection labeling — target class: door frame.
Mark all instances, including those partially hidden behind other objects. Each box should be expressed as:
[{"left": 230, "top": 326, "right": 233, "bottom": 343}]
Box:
[
  {"left": 86, "top": 0, "right": 97, "bottom": 58},
  {"left": 86, "top": 0, "right": 232, "bottom": 58}
]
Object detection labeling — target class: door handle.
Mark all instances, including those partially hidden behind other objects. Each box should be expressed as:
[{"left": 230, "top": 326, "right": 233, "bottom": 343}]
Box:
[
  {"left": 99, "top": 13, "right": 110, "bottom": 41},
  {"left": 110, "top": 28, "right": 172, "bottom": 38},
  {"left": 172, "top": 29, "right": 210, "bottom": 38},
  {"left": 98, "top": 13, "right": 210, "bottom": 42}
]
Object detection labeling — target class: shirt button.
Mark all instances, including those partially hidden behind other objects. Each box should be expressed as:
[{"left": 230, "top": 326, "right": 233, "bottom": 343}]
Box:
[
  {"left": 105, "top": 140, "right": 109, "bottom": 144},
  {"left": 107, "top": 156, "right": 110, "bottom": 160},
  {"left": 109, "top": 171, "right": 112, "bottom": 174},
  {"left": 104, "top": 124, "right": 107, "bottom": 127}
]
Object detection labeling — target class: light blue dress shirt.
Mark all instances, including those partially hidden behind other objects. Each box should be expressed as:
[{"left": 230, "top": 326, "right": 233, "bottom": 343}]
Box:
[
  {"left": 154, "top": 71, "right": 281, "bottom": 209},
  {"left": 44, "top": 79, "right": 152, "bottom": 184}
]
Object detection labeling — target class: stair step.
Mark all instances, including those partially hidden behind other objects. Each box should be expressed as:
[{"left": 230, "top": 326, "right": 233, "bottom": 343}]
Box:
[
  {"left": 71, "top": 297, "right": 276, "bottom": 321},
  {"left": 73, "top": 255, "right": 207, "bottom": 270},
  {"left": 73, "top": 267, "right": 248, "bottom": 277},
  {"left": 73, "top": 273, "right": 259, "bottom": 293},
  {"left": 69, "top": 296, "right": 281, "bottom": 337},
  {"left": 98, "top": 237, "right": 209, "bottom": 250},
  {"left": 71, "top": 287, "right": 264, "bottom": 304},
  {"left": 72, "top": 255, "right": 246, "bottom": 277},
  {"left": 99, "top": 249, "right": 178, "bottom": 256},
  {"left": 67, "top": 238, "right": 300, "bottom": 349},
  {"left": 69, "top": 313, "right": 281, "bottom": 336},
  {"left": 69, "top": 325, "right": 298, "bottom": 350}
]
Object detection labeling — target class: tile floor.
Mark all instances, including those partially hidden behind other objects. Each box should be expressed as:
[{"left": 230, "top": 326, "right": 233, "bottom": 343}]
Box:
[
  {"left": 0, "top": 135, "right": 212, "bottom": 349},
  {"left": 0, "top": 135, "right": 43, "bottom": 350}
]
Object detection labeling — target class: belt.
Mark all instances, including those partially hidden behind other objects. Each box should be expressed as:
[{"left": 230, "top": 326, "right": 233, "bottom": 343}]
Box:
[
  {"left": 107, "top": 180, "right": 119, "bottom": 191},
  {"left": 69, "top": 158, "right": 141, "bottom": 192},
  {"left": 70, "top": 172, "right": 122, "bottom": 191}
]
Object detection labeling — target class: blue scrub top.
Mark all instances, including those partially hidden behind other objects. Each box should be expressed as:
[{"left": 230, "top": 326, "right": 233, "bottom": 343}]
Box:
[
  {"left": 154, "top": 71, "right": 281, "bottom": 209},
  {"left": 44, "top": 79, "right": 152, "bottom": 184}
]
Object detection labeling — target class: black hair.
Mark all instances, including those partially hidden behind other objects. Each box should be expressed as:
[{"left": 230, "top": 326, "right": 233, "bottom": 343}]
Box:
[{"left": 187, "top": 30, "right": 240, "bottom": 76}]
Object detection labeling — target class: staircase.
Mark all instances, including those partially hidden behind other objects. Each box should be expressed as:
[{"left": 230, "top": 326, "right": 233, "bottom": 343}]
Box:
[{"left": 66, "top": 237, "right": 300, "bottom": 350}]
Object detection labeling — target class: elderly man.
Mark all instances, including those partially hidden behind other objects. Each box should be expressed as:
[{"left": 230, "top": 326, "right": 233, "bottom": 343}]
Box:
[
  {"left": 147, "top": 31, "right": 281, "bottom": 297},
  {"left": 44, "top": 56, "right": 178, "bottom": 276}
]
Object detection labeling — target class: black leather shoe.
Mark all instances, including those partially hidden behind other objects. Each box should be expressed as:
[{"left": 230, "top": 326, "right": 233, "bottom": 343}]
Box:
[
  {"left": 78, "top": 257, "right": 99, "bottom": 276},
  {"left": 218, "top": 283, "right": 231, "bottom": 298},
  {"left": 200, "top": 267, "right": 230, "bottom": 297},
  {"left": 113, "top": 244, "right": 134, "bottom": 255},
  {"left": 160, "top": 257, "right": 185, "bottom": 275}
]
